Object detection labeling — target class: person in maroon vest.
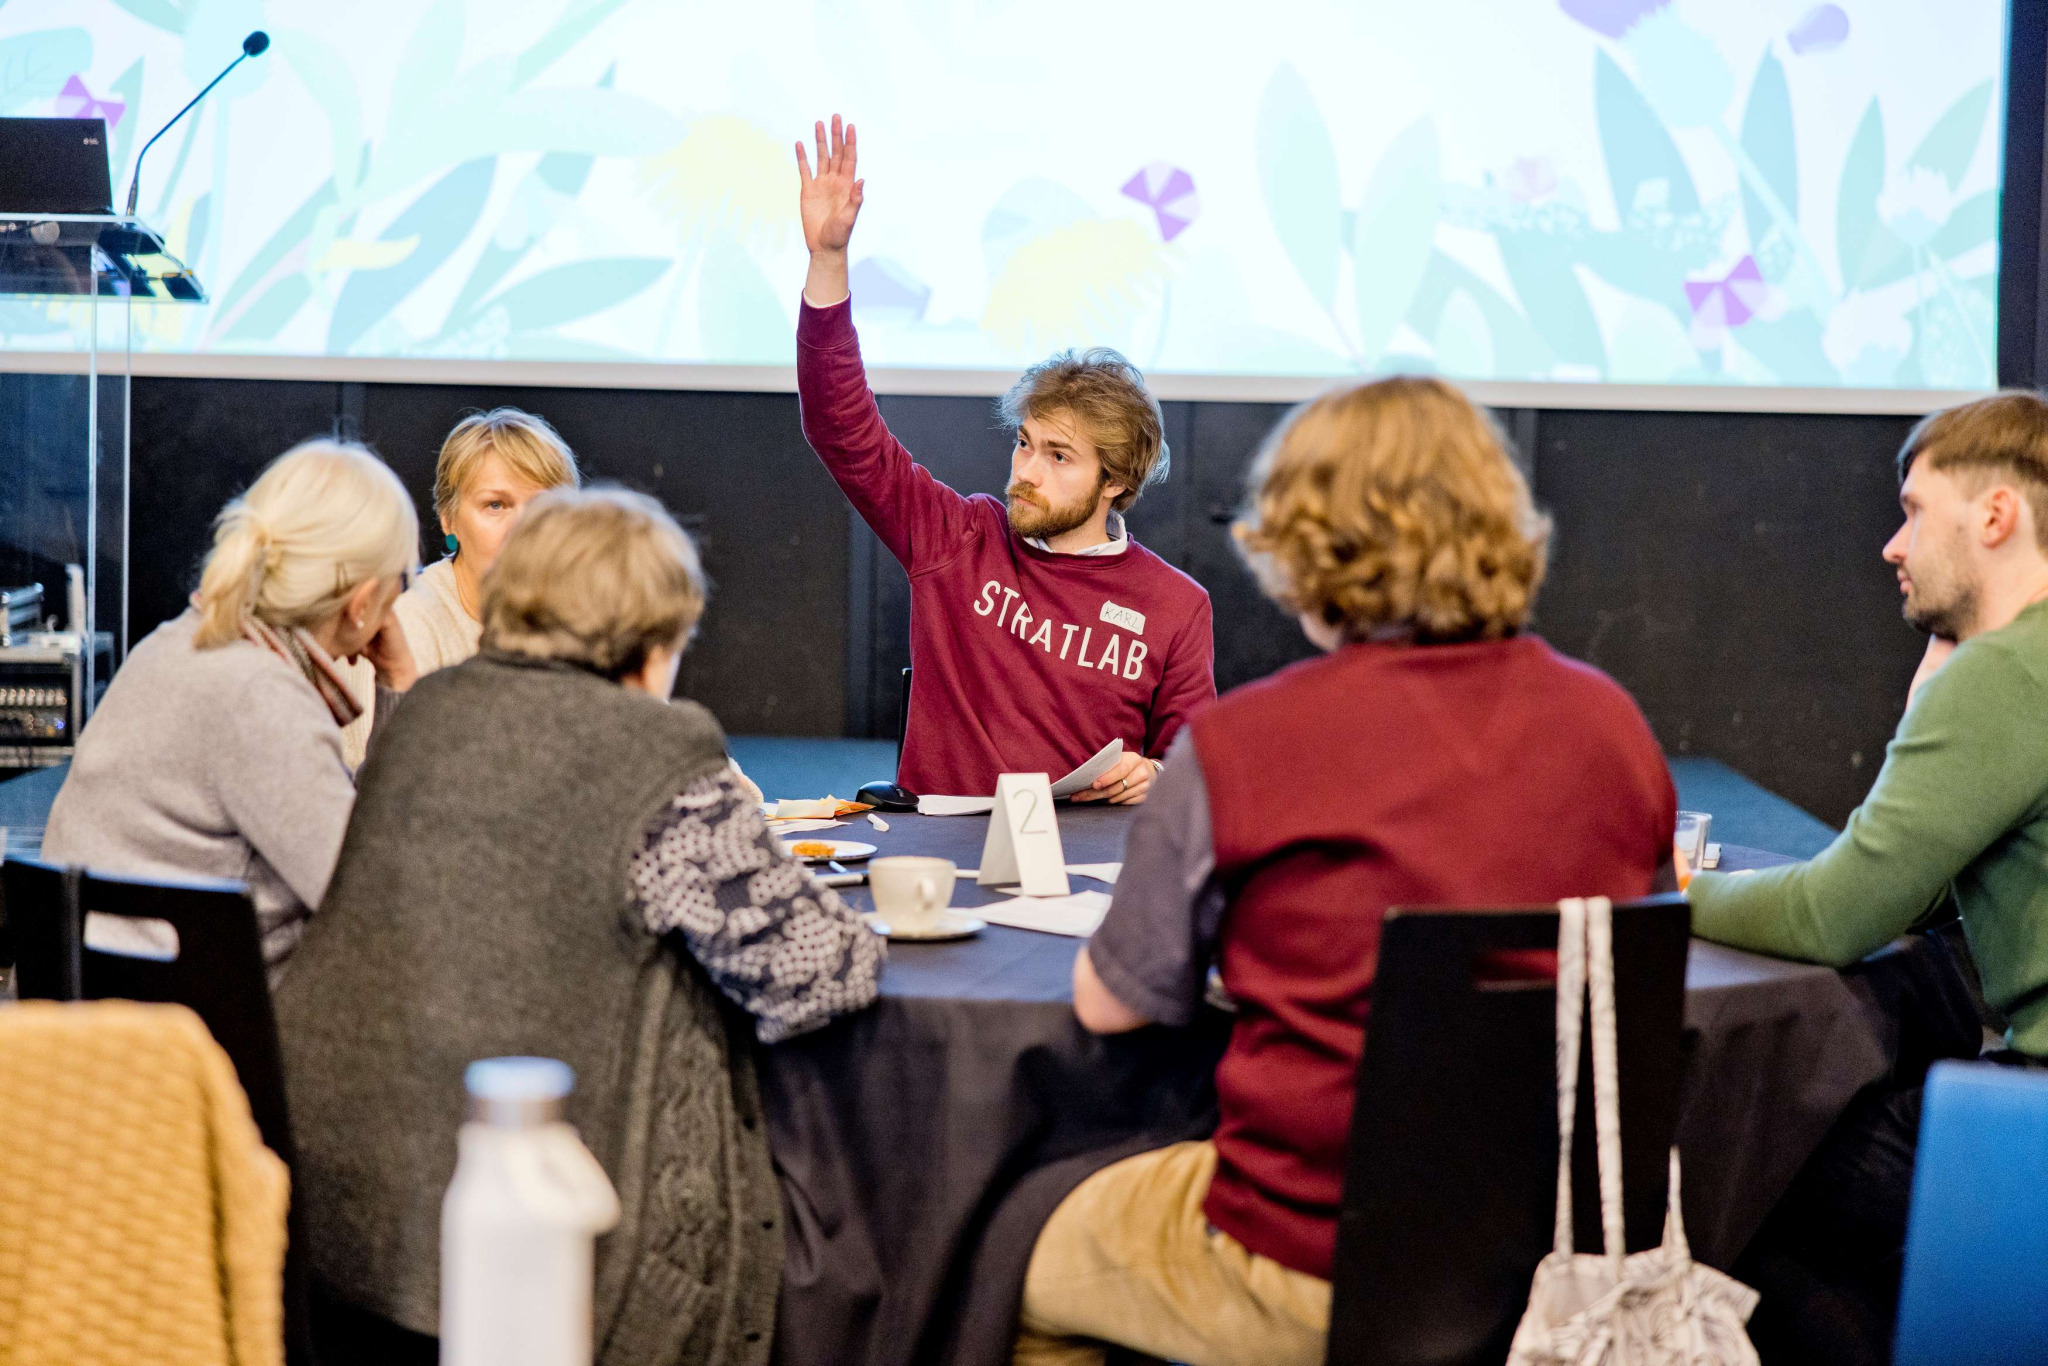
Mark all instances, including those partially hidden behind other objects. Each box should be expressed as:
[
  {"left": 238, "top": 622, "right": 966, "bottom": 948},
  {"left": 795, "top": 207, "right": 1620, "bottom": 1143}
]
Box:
[
  {"left": 793, "top": 115, "right": 1215, "bottom": 801},
  {"left": 1013, "top": 376, "right": 1677, "bottom": 1366}
]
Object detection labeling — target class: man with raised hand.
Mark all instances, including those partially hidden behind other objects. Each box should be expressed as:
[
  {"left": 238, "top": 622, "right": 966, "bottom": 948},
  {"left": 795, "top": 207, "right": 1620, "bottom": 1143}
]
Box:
[
  {"left": 1687, "top": 391, "right": 2048, "bottom": 1357},
  {"left": 793, "top": 114, "right": 1214, "bottom": 802}
]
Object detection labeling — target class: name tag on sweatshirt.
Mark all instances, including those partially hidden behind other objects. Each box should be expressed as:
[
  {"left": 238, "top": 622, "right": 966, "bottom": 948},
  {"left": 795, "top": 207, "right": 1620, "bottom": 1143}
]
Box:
[{"left": 1099, "top": 601, "right": 1146, "bottom": 637}]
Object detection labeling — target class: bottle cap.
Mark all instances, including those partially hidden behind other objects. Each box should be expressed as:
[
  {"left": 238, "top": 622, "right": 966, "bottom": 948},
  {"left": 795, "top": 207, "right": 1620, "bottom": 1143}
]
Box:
[{"left": 464, "top": 1056, "right": 574, "bottom": 1127}]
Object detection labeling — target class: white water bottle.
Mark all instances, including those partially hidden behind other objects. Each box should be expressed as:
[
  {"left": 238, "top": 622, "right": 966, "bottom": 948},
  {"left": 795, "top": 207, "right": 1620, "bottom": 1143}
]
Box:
[{"left": 441, "top": 1057, "right": 621, "bottom": 1366}]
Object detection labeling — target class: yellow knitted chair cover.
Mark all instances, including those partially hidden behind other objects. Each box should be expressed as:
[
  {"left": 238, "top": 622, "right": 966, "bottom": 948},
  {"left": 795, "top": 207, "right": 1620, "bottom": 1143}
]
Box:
[{"left": 0, "top": 1000, "right": 289, "bottom": 1366}]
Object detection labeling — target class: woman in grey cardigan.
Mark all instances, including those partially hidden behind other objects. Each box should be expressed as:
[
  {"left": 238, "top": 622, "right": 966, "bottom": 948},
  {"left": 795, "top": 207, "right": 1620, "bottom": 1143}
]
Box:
[
  {"left": 276, "top": 487, "right": 884, "bottom": 1366},
  {"left": 44, "top": 439, "right": 420, "bottom": 965}
]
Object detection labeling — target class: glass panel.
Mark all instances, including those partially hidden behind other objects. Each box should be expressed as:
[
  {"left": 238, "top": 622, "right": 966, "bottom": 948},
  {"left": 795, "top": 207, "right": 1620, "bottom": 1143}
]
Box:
[
  {"left": 0, "top": 217, "right": 187, "bottom": 777},
  {"left": 0, "top": 215, "right": 204, "bottom": 301}
]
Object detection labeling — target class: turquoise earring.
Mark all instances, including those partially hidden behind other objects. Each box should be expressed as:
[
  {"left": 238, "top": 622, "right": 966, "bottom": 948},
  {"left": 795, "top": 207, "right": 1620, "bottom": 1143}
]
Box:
[{"left": 445, "top": 533, "right": 459, "bottom": 555}]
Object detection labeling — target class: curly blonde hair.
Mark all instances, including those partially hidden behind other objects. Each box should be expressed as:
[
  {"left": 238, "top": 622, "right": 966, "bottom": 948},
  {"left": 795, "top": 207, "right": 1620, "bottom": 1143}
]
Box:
[{"left": 1233, "top": 376, "right": 1551, "bottom": 644}]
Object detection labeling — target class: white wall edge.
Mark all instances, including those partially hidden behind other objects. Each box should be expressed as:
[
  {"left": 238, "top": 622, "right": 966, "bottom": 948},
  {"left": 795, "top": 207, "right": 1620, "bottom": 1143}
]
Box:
[{"left": 0, "top": 348, "right": 1990, "bottom": 415}]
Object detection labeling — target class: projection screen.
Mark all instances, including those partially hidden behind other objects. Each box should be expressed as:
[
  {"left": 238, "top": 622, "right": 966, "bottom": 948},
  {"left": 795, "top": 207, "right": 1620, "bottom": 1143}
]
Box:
[{"left": 0, "top": 0, "right": 2017, "bottom": 409}]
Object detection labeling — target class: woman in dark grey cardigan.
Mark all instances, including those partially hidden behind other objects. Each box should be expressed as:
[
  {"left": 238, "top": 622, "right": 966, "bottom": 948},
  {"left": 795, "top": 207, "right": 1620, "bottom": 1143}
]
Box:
[{"left": 276, "top": 487, "right": 884, "bottom": 1366}]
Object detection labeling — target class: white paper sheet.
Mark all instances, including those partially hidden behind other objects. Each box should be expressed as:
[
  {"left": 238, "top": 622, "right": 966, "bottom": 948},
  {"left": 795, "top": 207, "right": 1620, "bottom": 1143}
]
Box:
[
  {"left": 917, "top": 795, "right": 997, "bottom": 816},
  {"left": 973, "top": 864, "right": 1119, "bottom": 889},
  {"left": 1066, "top": 862, "right": 1123, "bottom": 885},
  {"left": 918, "top": 741, "right": 1127, "bottom": 815},
  {"left": 977, "top": 891, "right": 1112, "bottom": 938},
  {"left": 766, "top": 819, "right": 846, "bottom": 834},
  {"left": 1048, "top": 739, "right": 1125, "bottom": 798}
]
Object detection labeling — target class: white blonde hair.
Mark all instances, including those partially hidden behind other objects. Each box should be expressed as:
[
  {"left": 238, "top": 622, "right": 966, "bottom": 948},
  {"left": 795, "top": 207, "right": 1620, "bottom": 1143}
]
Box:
[{"left": 193, "top": 439, "right": 420, "bottom": 648}]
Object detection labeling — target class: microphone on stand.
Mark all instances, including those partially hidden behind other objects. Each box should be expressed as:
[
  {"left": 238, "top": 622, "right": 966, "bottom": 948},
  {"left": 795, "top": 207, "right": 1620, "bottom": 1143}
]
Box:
[{"left": 124, "top": 30, "right": 269, "bottom": 218}]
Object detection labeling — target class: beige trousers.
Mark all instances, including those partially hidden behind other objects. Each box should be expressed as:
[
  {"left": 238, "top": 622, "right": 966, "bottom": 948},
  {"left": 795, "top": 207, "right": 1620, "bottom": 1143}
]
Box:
[{"left": 1013, "top": 1140, "right": 1331, "bottom": 1366}]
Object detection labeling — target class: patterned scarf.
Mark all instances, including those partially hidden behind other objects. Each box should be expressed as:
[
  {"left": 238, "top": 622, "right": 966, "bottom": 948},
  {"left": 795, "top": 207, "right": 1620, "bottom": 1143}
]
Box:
[{"left": 239, "top": 616, "right": 364, "bottom": 727}]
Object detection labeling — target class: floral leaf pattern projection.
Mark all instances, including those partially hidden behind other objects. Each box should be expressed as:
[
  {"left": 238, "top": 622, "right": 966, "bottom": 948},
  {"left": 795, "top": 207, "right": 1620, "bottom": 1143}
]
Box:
[{"left": 2, "top": 1, "right": 2004, "bottom": 390}]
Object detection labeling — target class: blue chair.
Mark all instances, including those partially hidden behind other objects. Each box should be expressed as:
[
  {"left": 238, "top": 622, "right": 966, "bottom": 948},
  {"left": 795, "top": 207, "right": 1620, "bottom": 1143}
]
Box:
[{"left": 1893, "top": 1060, "right": 2048, "bottom": 1365}]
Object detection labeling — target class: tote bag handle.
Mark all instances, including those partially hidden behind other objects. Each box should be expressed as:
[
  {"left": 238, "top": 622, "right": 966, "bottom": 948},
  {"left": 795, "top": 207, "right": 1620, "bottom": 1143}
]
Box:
[{"left": 1550, "top": 896, "right": 1625, "bottom": 1278}]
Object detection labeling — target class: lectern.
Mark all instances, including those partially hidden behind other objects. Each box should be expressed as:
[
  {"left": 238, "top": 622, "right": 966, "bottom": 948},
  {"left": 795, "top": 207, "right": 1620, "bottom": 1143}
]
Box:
[{"left": 0, "top": 214, "right": 202, "bottom": 775}]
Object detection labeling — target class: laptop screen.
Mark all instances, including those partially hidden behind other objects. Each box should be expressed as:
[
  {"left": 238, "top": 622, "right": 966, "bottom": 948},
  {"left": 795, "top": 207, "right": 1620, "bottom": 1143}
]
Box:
[{"left": 0, "top": 118, "right": 114, "bottom": 215}]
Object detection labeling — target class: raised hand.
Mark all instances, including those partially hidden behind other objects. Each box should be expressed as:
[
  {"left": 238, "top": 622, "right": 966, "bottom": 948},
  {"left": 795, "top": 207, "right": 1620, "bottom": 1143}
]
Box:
[{"left": 796, "top": 114, "right": 864, "bottom": 256}]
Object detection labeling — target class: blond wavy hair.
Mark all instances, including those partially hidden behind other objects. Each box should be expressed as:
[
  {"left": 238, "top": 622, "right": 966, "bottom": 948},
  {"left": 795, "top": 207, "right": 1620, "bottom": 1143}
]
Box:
[
  {"left": 434, "top": 408, "right": 581, "bottom": 527},
  {"left": 192, "top": 440, "right": 419, "bottom": 648},
  {"left": 1233, "top": 376, "right": 1551, "bottom": 644},
  {"left": 998, "top": 348, "right": 1168, "bottom": 513},
  {"left": 480, "top": 487, "right": 705, "bottom": 680}
]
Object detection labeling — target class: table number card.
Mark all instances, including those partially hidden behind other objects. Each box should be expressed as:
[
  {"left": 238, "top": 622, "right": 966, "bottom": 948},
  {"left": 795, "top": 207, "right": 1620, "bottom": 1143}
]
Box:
[{"left": 977, "top": 773, "right": 1070, "bottom": 897}]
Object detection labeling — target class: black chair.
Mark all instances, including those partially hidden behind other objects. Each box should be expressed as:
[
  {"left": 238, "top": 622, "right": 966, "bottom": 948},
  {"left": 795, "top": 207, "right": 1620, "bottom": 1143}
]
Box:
[
  {"left": 1324, "top": 893, "right": 1692, "bottom": 1366},
  {"left": 2, "top": 856, "right": 317, "bottom": 1366}
]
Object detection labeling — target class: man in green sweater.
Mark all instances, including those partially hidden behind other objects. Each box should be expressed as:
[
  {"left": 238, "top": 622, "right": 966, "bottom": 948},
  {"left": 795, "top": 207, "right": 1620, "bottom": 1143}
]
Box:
[{"left": 1689, "top": 390, "right": 2048, "bottom": 1359}]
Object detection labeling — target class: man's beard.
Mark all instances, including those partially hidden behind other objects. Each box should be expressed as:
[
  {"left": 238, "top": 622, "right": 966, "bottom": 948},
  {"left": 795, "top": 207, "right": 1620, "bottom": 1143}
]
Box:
[
  {"left": 1007, "top": 478, "right": 1103, "bottom": 540},
  {"left": 1902, "top": 533, "right": 1980, "bottom": 640}
]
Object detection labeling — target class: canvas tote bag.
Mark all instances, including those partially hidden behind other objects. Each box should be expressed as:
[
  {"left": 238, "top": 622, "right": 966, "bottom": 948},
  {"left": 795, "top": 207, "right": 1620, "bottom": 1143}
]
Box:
[{"left": 1506, "top": 897, "right": 1761, "bottom": 1366}]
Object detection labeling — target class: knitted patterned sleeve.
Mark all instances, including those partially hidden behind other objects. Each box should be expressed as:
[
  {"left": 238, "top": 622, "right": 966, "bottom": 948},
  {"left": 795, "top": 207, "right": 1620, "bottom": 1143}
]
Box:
[{"left": 630, "top": 766, "right": 885, "bottom": 1043}]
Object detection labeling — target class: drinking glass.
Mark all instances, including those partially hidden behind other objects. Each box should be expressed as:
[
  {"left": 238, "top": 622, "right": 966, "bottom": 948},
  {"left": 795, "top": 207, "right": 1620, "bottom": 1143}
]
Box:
[{"left": 1674, "top": 811, "right": 1712, "bottom": 881}]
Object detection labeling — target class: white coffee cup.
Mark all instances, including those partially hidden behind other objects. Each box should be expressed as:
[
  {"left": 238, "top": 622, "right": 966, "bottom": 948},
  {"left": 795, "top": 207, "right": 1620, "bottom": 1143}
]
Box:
[{"left": 869, "top": 856, "right": 955, "bottom": 933}]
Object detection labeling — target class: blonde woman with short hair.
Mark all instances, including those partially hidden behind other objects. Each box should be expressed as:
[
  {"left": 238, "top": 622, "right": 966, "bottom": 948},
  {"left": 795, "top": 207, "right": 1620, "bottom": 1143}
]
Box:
[
  {"left": 278, "top": 487, "right": 881, "bottom": 1359},
  {"left": 1014, "top": 378, "right": 1676, "bottom": 1366},
  {"left": 339, "top": 407, "right": 580, "bottom": 765},
  {"left": 46, "top": 439, "right": 420, "bottom": 967}
]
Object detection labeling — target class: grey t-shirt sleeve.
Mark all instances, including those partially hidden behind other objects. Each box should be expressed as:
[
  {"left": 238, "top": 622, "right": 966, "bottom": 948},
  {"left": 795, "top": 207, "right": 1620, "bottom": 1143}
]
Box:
[{"left": 1085, "top": 728, "right": 1227, "bottom": 1029}]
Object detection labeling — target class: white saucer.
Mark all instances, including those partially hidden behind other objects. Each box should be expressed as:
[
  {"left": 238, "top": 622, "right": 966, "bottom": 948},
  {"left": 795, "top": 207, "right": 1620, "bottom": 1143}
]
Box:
[
  {"left": 864, "top": 911, "right": 985, "bottom": 941},
  {"left": 779, "top": 838, "right": 878, "bottom": 863}
]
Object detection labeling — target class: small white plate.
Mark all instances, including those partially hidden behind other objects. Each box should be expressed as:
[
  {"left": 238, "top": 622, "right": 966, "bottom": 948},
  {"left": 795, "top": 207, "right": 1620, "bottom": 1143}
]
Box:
[
  {"left": 779, "top": 839, "right": 879, "bottom": 863},
  {"left": 864, "top": 911, "right": 985, "bottom": 941}
]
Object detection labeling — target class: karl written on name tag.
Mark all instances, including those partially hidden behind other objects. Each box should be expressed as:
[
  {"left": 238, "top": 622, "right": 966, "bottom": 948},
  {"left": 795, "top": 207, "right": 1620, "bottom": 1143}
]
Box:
[
  {"left": 978, "top": 773, "right": 1071, "bottom": 898},
  {"left": 1098, "top": 601, "right": 1145, "bottom": 636}
]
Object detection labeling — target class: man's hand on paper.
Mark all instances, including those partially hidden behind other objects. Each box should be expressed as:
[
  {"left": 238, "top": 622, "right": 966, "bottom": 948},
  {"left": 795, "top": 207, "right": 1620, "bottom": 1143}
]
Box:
[{"left": 1070, "top": 751, "right": 1156, "bottom": 805}]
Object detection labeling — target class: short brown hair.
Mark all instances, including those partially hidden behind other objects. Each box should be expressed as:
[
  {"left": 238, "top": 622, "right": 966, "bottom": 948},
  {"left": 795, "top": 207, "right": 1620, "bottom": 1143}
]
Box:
[
  {"left": 434, "top": 408, "right": 581, "bottom": 525},
  {"left": 997, "top": 348, "right": 1167, "bottom": 513},
  {"left": 1233, "top": 376, "right": 1551, "bottom": 644},
  {"left": 480, "top": 487, "right": 706, "bottom": 680},
  {"left": 1898, "top": 391, "right": 2048, "bottom": 550}
]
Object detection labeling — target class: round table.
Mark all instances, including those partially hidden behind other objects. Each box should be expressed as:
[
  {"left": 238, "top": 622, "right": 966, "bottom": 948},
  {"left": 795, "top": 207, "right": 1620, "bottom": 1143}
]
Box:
[{"left": 759, "top": 807, "right": 1978, "bottom": 1366}]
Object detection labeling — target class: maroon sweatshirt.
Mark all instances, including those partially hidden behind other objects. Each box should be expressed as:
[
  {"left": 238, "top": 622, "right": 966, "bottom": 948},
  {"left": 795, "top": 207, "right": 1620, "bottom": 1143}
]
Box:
[
  {"left": 1191, "top": 636, "right": 1675, "bottom": 1278},
  {"left": 796, "top": 298, "right": 1215, "bottom": 796}
]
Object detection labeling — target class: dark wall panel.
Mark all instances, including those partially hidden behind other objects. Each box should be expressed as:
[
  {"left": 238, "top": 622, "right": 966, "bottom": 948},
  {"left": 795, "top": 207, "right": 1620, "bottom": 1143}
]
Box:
[
  {"left": 0, "top": 373, "right": 92, "bottom": 600},
  {"left": 128, "top": 377, "right": 343, "bottom": 639},
  {"left": 1534, "top": 409, "right": 1922, "bottom": 826},
  {"left": 1184, "top": 401, "right": 1321, "bottom": 693}
]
